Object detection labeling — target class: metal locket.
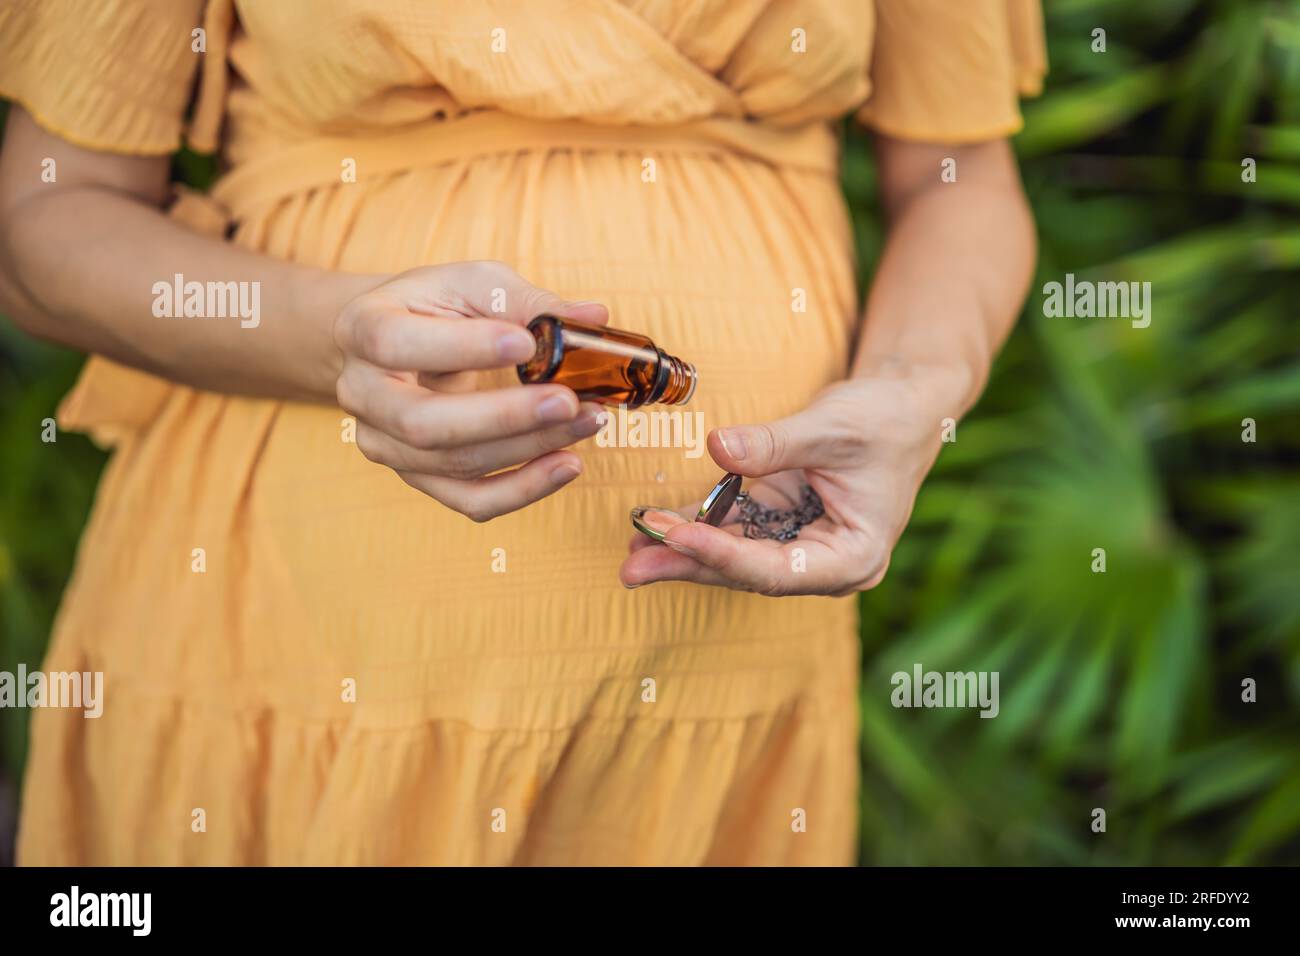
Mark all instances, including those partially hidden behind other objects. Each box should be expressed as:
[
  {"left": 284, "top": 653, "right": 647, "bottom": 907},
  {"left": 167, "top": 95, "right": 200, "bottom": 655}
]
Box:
[
  {"left": 630, "top": 473, "right": 743, "bottom": 542},
  {"left": 630, "top": 473, "right": 825, "bottom": 543}
]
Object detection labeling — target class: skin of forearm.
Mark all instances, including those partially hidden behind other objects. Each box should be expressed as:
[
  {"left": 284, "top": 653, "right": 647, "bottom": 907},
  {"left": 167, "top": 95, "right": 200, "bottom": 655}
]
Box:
[
  {"left": 853, "top": 147, "right": 1037, "bottom": 417},
  {"left": 0, "top": 185, "right": 379, "bottom": 402}
]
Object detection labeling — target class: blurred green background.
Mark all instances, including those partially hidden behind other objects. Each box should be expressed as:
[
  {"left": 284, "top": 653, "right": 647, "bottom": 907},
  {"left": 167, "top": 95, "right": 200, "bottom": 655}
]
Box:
[{"left": 2, "top": 0, "right": 1298, "bottom": 866}]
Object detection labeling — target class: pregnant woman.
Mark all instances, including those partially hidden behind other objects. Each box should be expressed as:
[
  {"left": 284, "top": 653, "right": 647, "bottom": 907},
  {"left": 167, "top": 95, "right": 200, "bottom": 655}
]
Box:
[{"left": 0, "top": 0, "right": 1043, "bottom": 864}]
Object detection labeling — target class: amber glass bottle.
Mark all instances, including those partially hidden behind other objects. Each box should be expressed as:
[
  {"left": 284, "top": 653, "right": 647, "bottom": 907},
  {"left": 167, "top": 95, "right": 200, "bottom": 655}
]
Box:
[{"left": 516, "top": 316, "right": 697, "bottom": 407}]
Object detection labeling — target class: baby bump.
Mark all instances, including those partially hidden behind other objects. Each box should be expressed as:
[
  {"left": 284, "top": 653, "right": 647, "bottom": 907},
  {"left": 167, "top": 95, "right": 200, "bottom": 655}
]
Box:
[{"left": 235, "top": 146, "right": 863, "bottom": 725}]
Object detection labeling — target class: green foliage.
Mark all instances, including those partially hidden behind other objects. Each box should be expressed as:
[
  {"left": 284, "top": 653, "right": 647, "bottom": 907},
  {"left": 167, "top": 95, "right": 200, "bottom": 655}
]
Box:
[
  {"left": 0, "top": 99, "right": 111, "bottom": 863},
  {"left": 0, "top": 321, "right": 106, "bottom": 788},
  {"left": 849, "top": 0, "right": 1300, "bottom": 865}
]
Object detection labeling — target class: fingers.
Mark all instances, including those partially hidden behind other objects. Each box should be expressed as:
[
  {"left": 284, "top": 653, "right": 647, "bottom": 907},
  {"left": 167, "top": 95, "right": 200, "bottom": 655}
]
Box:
[
  {"left": 415, "top": 368, "right": 479, "bottom": 393},
  {"left": 339, "top": 361, "right": 584, "bottom": 447},
  {"left": 626, "top": 506, "right": 689, "bottom": 554},
  {"left": 622, "top": 521, "right": 865, "bottom": 596},
  {"left": 663, "top": 523, "right": 796, "bottom": 594},
  {"left": 397, "top": 450, "right": 583, "bottom": 523},
  {"left": 636, "top": 507, "right": 688, "bottom": 536},
  {"left": 336, "top": 299, "right": 537, "bottom": 373},
  {"left": 549, "top": 300, "right": 610, "bottom": 326},
  {"left": 621, "top": 529, "right": 784, "bottom": 592},
  {"left": 337, "top": 260, "right": 610, "bottom": 375},
  {"left": 708, "top": 405, "right": 863, "bottom": 477},
  {"left": 331, "top": 261, "right": 611, "bottom": 524},
  {"left": 620, "top": 522, "right": 786, "bottom": 594},
  {"left": 623, "top": 494, "right": 799, "bottom": 590},
  {"left": 422, "top": 260, "right": 610, "bottom": 328},
  {"left": 355, "top": 403, "right": 605, "bottom": 479},
  {"left": 467, "top": 261, "right": 611, "bottom": 327},
  {"left": 620, "top": 541, "right": 726, "bottom": 586}
]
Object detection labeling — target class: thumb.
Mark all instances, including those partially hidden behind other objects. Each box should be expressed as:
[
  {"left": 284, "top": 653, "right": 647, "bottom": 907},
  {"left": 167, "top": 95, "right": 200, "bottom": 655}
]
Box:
[
  {"left": 475, "top": 262, "right": 609, "bottom": 327},
  {"left": 708, "top": 411, "right": 826, "bottom": 477},
  {"left": 549, "top": 299, "right": 610, "bottom": 326}
]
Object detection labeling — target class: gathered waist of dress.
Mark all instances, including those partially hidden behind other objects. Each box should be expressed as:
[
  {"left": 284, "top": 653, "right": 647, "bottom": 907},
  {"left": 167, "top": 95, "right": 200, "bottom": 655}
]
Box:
[{"left": 208, "top": 109, "right": 841, "bottom": 225}]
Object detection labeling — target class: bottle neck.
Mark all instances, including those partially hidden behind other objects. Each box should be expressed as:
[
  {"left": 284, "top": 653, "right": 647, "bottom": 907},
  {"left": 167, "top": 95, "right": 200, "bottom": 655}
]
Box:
[{"left": 650, "top": 350, "right": 697, "bottom": 406}]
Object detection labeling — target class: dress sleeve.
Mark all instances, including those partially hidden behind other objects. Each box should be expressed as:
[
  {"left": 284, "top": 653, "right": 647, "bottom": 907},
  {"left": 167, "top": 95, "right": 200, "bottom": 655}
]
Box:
[
  {"left": 857, "top": 0, "right": 1047, "bottom": 143},
  {"left": 0, "top": 0, "right": 211, "bottom": 154}
]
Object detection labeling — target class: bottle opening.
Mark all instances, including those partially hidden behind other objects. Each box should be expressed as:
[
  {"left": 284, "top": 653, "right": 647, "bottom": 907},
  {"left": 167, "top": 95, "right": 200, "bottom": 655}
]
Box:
[
  {"left": 658, "top": 355, "right": 697, "bottom": 406},
  {"left": 517, "top": 315, "right": 564, "bottom": 383}
]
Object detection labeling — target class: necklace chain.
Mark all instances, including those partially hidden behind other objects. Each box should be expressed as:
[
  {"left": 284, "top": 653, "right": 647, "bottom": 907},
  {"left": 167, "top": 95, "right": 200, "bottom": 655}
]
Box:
[{"left": 735, "top": 484, "right": 825, "bottom": 541}]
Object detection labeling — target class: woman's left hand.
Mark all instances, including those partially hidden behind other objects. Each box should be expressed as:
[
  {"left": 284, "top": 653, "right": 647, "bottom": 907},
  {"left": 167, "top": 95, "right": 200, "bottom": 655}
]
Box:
[{"left": 619, "top": 358, "right": 973, "bottom": 596}]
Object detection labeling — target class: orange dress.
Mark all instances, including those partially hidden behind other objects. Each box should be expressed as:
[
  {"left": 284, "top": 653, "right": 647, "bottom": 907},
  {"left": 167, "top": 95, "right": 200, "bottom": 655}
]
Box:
[{"left": 1, "top": 0, "right": 1044, "bottom": 864}]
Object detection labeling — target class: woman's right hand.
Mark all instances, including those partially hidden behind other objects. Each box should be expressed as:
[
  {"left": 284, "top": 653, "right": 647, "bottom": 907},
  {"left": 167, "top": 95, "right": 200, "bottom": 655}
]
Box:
[{"left": 333, "top": 261, "right": 608, "bottom": 521}]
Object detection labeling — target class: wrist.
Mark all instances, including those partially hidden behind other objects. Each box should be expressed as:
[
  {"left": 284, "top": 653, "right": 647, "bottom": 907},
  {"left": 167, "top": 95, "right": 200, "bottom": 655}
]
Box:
[
  {"left": 852, "top": 350, "right": 984, "bottom": 419},
  {"left": 292, "top": 268, "right": 386, "bottom": 401}
]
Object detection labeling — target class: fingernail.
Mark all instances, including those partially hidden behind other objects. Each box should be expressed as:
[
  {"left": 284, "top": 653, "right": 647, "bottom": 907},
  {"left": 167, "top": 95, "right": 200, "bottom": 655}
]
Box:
[
  {"left": 564, "top": 299, "right": 603, "bottom": 309},
  {"left": 570, "top": 408, "right": 605, "bottom": 437},
  {"left": 623, "top": 581, "right": 643, "bottom": 590},
  {"left": 663, "top": 538, "right": 696, "bottom": 558},
  {"left": 537, "top": 394, "right": 576, "bottom": 424},
  {"left": 718, "top": 428, "right": 748, "bottom": 460},
  {"left": 549, "top": 463, "right": 581, "bottom": 485},
  {"left": 640, "top": 508, "right": 682, "bottom": 534},
  {"left": 499, "top": 330, "right": 537, "bottom": 364}
]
